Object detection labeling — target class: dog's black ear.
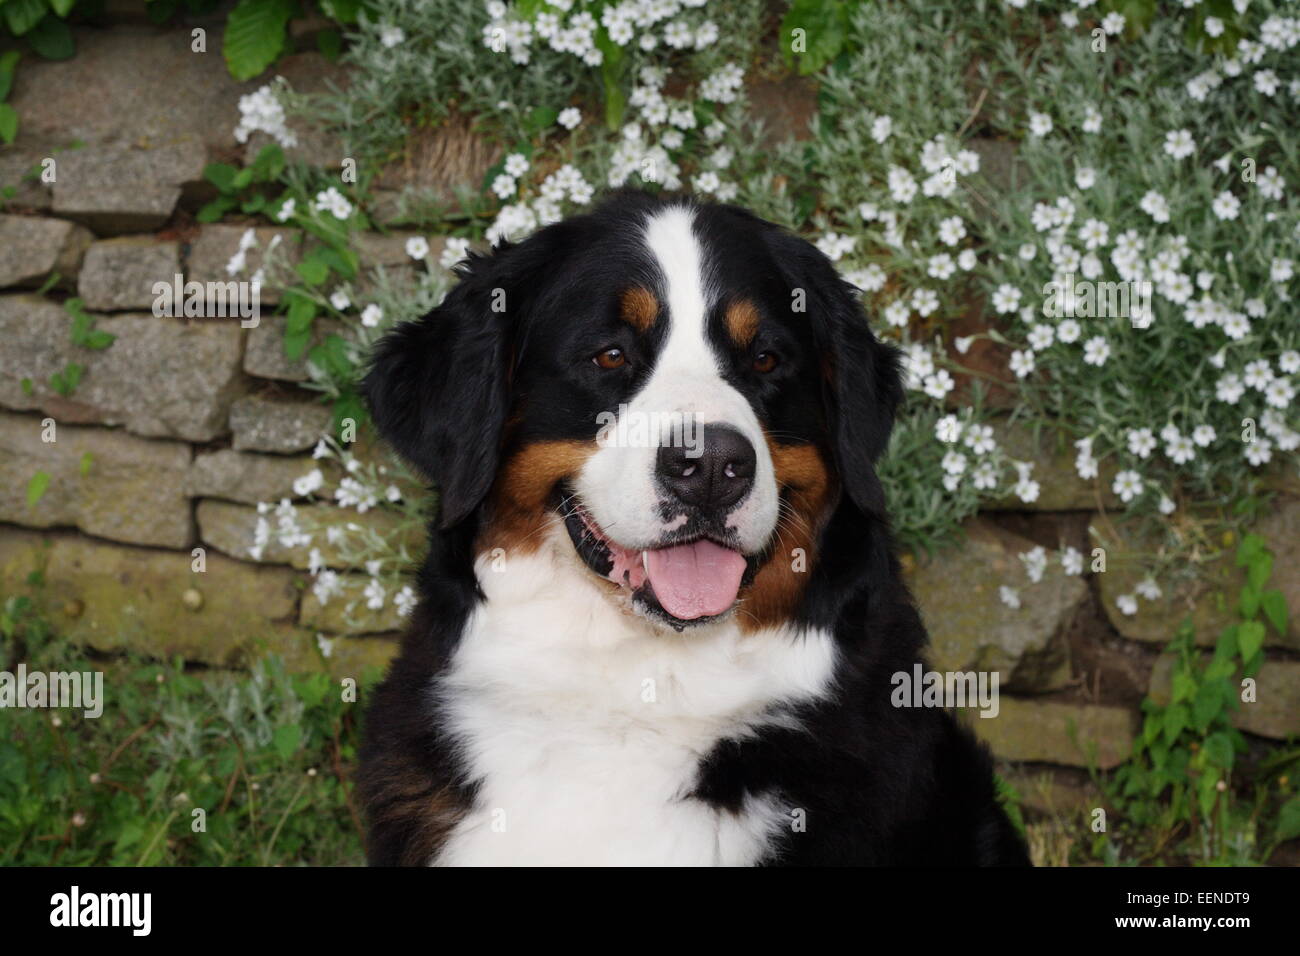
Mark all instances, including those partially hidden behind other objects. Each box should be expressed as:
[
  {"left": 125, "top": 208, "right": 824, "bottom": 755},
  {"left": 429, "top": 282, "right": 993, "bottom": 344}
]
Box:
[
  {"left": 769, "top": 231, "right": 903, "bottom": 518},
  {"left": 362, "top": 251, "right": 514, "bottom": 529}
]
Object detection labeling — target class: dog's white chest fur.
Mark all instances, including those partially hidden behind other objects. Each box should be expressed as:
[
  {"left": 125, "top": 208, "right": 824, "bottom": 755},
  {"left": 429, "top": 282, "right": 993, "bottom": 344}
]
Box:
[{"left": 430, "top": 530, "right": 838, "bottom": 866}]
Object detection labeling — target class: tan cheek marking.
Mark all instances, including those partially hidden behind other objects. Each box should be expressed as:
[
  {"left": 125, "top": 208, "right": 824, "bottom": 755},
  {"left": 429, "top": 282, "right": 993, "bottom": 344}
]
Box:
[
  {"left": 725, "top": 300, "right": 761, "bottom": 349},
  {"left": 620, "top": 286, "right": 659, "bottom": 332},
  {"left": 476, "top": 439, "right": 595, "bottom": 557},
  {"left": 739, "top": 439, "right": 835, "bottom": 633}
]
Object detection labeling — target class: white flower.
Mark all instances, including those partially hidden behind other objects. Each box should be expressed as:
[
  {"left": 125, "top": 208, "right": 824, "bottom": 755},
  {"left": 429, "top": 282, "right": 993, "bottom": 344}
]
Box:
[
  {"left": 992, "top": 284, "right": 1022, "bottom": 314},
  {"left": 1082, "top": 336, "right": 1111, "bottom": 366},
  {"left": 1211, "top": 191, "right": 1241, "bottom": 220},
  {"left": 1279, "top": 351, "right": 1300, "bottom": 375},
  {"left": 405, "top": 236, "right": 430, "bottom": 260},
  {"left": 360, "top": 304, "right": 383, "bottom": 327},
  {"left": 276, "top": 197, "right": 296, "bottom": 222},
  {"left": 1264, "top": 377, "right": 1295, "bottom": 409},
  {"left": 1166, "top": 433, "right": 1196, "bottom": 464},
  {"left": 1245, "top": 438, "right": 1273, "bottom": 467},
  {"left": 999, "top": 586, "right": 1021, "bottom": 610},
  {"left": 1008, "top": 349, "right": 1034, "bottom": 379},
  {"left": 1139, "top": 190, "right": 1171, "bottom": 223},
  {"left": 1159, "top": 495, "right": 1176, "bottom": 515},
  {"left": 1102, "top": 11, "right": 1125, "bottom": 34},
  {"left": 380, "top": 24, "right": 405, "bottom": 48},
  {"left": 1021, "top": 546, "right": 1049, "bottom": 583},
  {"left": 1057, "top": 319, "right": 1081, "bottom": 343},
  {"left": 1192, "top": 424, "right": 1217, "bottom": 447},
  {"left": 293, "top": 469, "right": 324, "bottom": 497},
  {"left": 1257, "top": 166, "right": 1285, "bottom": 201},
  {"left": 929, "top": 218, "right": 967, "bottom": 250},
  {"left": 871, "top": 115, "right": 892, "bottom": 143},
  {"left": 329, "top": 290, "right": 350, "bottom": 311},
  {"left": 1116, "top": 594, "right": 1138, "bottom": 616},
  {"left": 936, "top": 415, "right": 962, "bottom": 443},
  {"left": 1272, "top": 258, "right": 1295, "bottom": 283},
  {"left": 1112, "top": 470, "right": 1143, "bottom": 502},
  {"left": 1127, "top": 428, "right": 1157, "bottom": 459},
  {"left": 313, "top": 187, "right": 353, "bottom": 220},
  {"left": 1204, "top": 16, "right": 1224, "bottom": 38},
  {"left": 492, "top": 173, "right": 517, "bottom": 199},
  {"left": 441, "top": 237, "right": 471, "bottom": 270},
  {"left": 1028, "top": 111, "right": 1053, "bottom": 137},
  {"left": 1163, "top": 129, "right": 1196, "bottom": 160},
  {"left": 1061, "top": 547, "right": 1084, "bottom": 576},
  {"left": 1243, "top": 359, "right": 1274, "bottom": 391},
  {"left": 912, "top": 287, "right": 940, "bottom": 316},
  {"left": 1216, "top": 373, "right": 1245, "bottom": 404},
  {"left": 1075, "top": 166, "right": 1096, "bottom": 190},
  {"left": 965, "top": 424, "right": 996, "bottom": 455},
  {"left": 941, "top": 451, "right": 967, "bottom": 476},
  {"left": 557, "top": 107, "right": 582, "bottom": 130},
  {"left": 1136, "top": 577, "right": 1162, "bottom": 601},
  {"left": 395, "top": 585, "right": 417, "bottom": 618},
  {"left": 887, "top": 166, "right": 917, "bottom": 203},
  {"left": 504, "top": 153, "right": 530, "bottom": 177},
  {"left": 927, "top": 254, "right": 956, "bottom": 282},
  {"left": 364, "top": 577, "right": 386, "bottom": 610},
  {"left": 1082, "top": 104, "right": 1102, "bottom": 134},
  {"left": 1027, "top": 324, "right": 1055, "bottom": 351},
  {"left": 958, "top": 249, "right": 978, "bottom": 271},
  {"left": 1077, "top": 218, "right": 1109, "bottom": 250}
]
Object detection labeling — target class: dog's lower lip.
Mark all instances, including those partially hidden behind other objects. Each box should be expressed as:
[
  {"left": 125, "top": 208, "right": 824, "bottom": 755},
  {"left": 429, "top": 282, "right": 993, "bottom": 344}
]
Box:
[{"left": 558, "top": 491, "right": 751, "bottom": 625}]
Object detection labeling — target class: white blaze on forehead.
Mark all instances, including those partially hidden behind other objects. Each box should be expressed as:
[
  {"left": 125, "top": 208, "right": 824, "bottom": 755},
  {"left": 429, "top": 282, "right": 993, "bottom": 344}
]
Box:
[{"left": 573, "top": 203, "right": 779, "bottom": 555}]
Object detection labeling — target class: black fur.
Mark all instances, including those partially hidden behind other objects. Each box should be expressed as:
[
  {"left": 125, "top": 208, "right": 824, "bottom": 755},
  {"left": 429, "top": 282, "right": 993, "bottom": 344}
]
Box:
[{"left": 358, "top": 190, "right": 1030, "bottom": 866}]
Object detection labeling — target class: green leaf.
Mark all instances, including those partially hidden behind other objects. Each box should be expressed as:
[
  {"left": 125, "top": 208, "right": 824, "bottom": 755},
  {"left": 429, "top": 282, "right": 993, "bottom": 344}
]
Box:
[
  {"left": 295, "top": 256, "right": 330, "bottom": 286},
  {"left": 222, "top": 0, "right": 293, "bottom": 82},
  {"left": 26, "top": 471, "right": 50, "bottom": 509},
  {"left": 249, "top": 143, "right": 285, "bottom": 181},
  {"left": 20, "top": 377, "right": 33, "bottom": 396},
  {"left": 49, "top": 362, "right": 82, "bottom": 396},
  {"left": 271, "top": 723, "right": 301, "bottom": 760},
  {"left": 203, "top": 162, "right": 239, "bottom": 193},
  {"left": 25, "top": 14, "right": 75, "bottom": 60},
  {"left": 1277, "top": 797, "right": 1300, "bottom": 843},
  {"left": 321, "top": 0, "right": 362, "bottom": 23},
  {"left": 50, "top": 0, "right": 76, "bottom": 16},
  {"left": 196, "top": 196, "right": 236, "bottom": 223},
  {"left": 1237, "top": 621, "right": 1265, "bottom": 661},
  {"left": 5, "top": 0, "right": 48, "bottom": 37},
  {"left": 0, "top": 103, "right": 18, "bottom": 145},
  {"left": 1260, "top": 589, "right": 1288, "bottom": 637},
  {"left": 1162, "top": 703, "right": 1188, "bottom": 743},
  {"left": 0, "top": 50, "right": 21, "bottom": 101},
  {"left": 78, "top": 452, "right": 92, "bottom": 477},
  {"left": 781, "top": 0, "right": 851, "bottom": 76}
]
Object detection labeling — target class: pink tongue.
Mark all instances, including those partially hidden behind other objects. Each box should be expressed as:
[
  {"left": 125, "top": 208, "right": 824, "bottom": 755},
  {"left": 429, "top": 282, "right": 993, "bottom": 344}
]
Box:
[{"left": 643, "top": 539, "right": 747, "bottom": 620}]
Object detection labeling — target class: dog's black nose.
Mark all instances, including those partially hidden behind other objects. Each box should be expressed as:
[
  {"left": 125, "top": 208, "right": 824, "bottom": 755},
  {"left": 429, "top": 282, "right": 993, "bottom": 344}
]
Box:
[{"left": 657, "top": 424, "right": 756, "bottom": 511}]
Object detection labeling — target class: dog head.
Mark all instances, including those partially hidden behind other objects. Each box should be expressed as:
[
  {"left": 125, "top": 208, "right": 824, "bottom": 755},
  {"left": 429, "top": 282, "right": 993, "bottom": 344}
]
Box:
[{"left": 365, "top": 191, "right": 901, "bottom": 631}]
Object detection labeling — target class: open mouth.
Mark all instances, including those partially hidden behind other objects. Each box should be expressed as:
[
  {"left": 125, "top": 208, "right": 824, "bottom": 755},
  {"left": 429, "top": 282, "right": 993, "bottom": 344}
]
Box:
[{"left": 558, "top": 489, "right": 756, "bottom": 628}]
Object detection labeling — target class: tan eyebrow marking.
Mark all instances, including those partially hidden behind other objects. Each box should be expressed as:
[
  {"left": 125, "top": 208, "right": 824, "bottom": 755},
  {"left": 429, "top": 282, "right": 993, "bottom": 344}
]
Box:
[
  {"left": 725, "top": 299, "right": 761, "bottom": 348},
  {"left": 619, "top": 286, "right": 659, "bottom": 332}
]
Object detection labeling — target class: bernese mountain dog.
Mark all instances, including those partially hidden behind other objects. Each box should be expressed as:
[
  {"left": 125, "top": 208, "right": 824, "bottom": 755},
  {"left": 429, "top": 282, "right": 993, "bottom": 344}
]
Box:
[{"left": 358, "top": 190, "right": 1031, "bottom": 866}]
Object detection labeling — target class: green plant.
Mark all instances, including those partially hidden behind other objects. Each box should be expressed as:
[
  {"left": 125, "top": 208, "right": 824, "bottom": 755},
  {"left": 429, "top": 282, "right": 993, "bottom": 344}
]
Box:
[
  {"left": 0, "top": 48, "right": 19, "bottom": 143},
  {"left": 0, "top": 585, "right": 381, "bottom": 866},
  {"left": 1104, "top": 532, "right": 1291, "bottom": 864}
]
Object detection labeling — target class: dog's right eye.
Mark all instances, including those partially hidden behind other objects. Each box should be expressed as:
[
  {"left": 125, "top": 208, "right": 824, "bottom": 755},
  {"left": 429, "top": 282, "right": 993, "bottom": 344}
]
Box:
[{"left": 593, "top": 347, "right": 628, "bottom": 370}]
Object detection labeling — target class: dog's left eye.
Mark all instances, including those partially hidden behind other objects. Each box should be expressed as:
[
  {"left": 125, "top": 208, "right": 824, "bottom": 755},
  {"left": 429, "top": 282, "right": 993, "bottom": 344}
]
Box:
[
  {"left": 752, "top": 351, "right": 779, "bottom": 373},
  {"left": 593, "top": 347, "right": 628, "bottom": 370}
]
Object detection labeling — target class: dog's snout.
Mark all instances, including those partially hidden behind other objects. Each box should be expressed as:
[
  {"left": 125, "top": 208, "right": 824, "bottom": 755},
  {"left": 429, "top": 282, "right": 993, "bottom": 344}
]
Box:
[{"left": 656, "top": 424, "right": 756, "bottom": 511}]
